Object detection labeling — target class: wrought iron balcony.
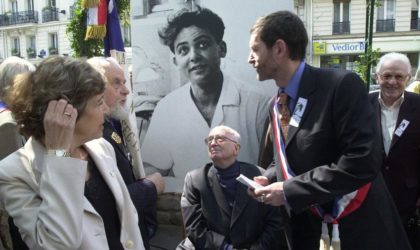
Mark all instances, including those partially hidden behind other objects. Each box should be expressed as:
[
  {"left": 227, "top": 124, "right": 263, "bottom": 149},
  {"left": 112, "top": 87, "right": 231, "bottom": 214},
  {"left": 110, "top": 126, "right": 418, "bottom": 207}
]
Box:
[
  {"left": 332, "top": 21, "right": 350, "bottom": 35},
  {"left": 0, "top": 11, "right": 38, "bottom": 27},
  {"left": 42, "top": 7, "right": 59, "bottom": 23},
  {"left": 26, "top": 48, "right": 36, "bottom": 59},
  {"left": 376, "top": 19, "right": 395, "bottom": 32},
  {"left": 411, "top": 18, "right": 420, "bottom": 31}
]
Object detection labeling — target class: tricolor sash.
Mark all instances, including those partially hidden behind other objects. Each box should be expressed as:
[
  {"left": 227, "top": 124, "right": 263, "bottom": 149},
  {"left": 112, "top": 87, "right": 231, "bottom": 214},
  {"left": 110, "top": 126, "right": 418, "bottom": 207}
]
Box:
[
  {"left": 0, "top": 101, "right": 9, "bottom": 113},
  {"left": 271, "top": 94, "right": 371, "bottom": 250}
]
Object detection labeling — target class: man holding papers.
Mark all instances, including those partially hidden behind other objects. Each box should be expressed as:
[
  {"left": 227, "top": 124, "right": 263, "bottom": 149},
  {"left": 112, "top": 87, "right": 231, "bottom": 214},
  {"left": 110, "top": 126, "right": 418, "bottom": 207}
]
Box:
[
  {"left": 177, "top": 125, "right": 285, "bottom": 250},
  {"left": 247, "top": 10, "right": 410, "bottom": 250}
]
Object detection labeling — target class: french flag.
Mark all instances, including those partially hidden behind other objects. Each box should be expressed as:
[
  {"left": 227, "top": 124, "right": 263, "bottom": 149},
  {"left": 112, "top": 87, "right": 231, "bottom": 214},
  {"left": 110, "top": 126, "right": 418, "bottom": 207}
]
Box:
[{"left": 104, "top": 0, "right": 125, "bottom": 56}]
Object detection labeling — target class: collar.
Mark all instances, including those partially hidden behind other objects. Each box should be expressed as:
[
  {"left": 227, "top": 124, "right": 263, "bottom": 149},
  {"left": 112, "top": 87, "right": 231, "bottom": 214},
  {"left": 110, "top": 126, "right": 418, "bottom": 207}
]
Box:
[
  {"left": 378, "top": 92, "right": 405, "bottom": 109},
  {"left": 216, "top": 73, "right": 240, "bottom": 106},
  {"left": 279, "top": 61, "right": 305, "bottom": 100}
]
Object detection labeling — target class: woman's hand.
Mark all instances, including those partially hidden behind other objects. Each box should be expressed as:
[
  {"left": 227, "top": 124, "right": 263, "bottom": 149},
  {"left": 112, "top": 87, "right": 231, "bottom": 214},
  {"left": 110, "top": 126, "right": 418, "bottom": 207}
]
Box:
[{"left": 43, "top": 99, "right": 78, "bottom": 151}]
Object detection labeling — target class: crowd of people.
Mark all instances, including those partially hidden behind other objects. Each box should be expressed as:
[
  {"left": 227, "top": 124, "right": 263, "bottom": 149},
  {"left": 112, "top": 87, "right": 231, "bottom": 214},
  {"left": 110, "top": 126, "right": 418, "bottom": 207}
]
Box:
[{"left": 0, "top": 6, "right": 418, "bottom": 250}]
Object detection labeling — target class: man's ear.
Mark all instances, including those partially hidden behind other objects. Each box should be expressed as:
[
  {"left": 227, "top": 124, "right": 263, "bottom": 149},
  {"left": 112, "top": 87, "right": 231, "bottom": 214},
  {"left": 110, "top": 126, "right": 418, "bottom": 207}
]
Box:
[
  {"left": 173, "top": 56, "right": 178, "bottom": 66},
  {"left": 235, "top": 143, "right": 241, "bottom": 152},
  {"left": 273, "top": 39, "right": 288, "bottom": 60},
  {"left": 219, "top": 41, "right": 227, "bottom": 58}
]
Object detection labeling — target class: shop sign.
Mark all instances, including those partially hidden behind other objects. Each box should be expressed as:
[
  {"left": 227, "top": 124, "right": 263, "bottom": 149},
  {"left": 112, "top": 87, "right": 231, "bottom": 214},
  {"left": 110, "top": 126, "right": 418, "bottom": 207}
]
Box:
[
  {"left": 313, "top": 42, "right": 327, "bottom": 55},
  {"left": 329, "top": 42, "right": 365, "bottom": 54}
]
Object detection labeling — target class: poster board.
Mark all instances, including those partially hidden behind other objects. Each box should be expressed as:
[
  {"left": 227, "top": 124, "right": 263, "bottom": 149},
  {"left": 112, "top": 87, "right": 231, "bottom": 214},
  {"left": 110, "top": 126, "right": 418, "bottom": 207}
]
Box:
[{"left": 131, "top": 0, "right": 293, "bottom": 192}]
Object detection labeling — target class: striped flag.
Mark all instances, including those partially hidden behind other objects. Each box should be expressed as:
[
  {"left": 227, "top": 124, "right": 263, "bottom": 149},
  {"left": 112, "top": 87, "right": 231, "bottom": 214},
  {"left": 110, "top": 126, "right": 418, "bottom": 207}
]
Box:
[{"left": 84, "top": 0, "right": 107, "bottom": 40}]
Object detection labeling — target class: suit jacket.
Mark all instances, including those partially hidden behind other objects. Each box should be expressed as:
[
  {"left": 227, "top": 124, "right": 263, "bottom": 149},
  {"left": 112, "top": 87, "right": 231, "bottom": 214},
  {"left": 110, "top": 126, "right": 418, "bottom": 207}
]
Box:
[
  {"left": 0, "top": 108, "right": 25, "bottom": 250},
  {"left": 0, "top": 110, "right": 25, "bottom": 160},
  {"left": 103, "top": 120, "right": 158, "bottom": 246},
  {"left": 369, "top": 91, "right": 420, "bottom": 220},
  {"left": 0, "top": 137, "right": 145, "bottom": 250},
  {"left": 260, "top": 64, "right": 411, "bottom": 250},
  {"left": 178, "top": 162, "right": 284, "bottom": 250}
]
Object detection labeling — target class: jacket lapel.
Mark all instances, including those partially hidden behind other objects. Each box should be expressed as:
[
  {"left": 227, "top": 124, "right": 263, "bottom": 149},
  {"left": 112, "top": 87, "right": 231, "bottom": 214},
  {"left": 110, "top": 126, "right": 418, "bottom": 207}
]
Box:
[
  {"left": 230, "top": 166, "right": 253, "bottom": 227},
  {"left": 208, "top": 166, "right": 232, "bottom": 217},
  {"left": 104, "top": 120, "right": 128, "bottom": 157},
  {"left": 84, "top": 141, "right": 125, "bottom": 219},
  {"left": 286, "top": 65, "right": 317, "bottom": 147},
  {"left": 371, "top": 92, "right": 386, "bottom": 155},
  {"left": 390, "top": 92, "right": 415, "bottom": 149}
]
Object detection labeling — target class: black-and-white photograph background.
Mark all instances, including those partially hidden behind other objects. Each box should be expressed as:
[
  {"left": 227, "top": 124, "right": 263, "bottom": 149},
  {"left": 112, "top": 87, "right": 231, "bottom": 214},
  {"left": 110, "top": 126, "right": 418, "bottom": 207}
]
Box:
[{"left": 131, "top": 0, "right": 293, "bottom": 192}]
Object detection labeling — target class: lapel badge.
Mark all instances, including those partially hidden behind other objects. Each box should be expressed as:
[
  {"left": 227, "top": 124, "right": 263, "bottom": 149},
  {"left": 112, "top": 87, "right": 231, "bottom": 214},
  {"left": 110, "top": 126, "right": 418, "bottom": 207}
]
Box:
[{"left": 111, "top": 132, "right": 122, "bottom": 144}]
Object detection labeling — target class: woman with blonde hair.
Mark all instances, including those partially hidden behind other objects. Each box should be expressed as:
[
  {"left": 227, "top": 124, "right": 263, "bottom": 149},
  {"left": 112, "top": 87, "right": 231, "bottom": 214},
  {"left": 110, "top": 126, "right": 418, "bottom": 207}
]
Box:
[
  {"left": 0, "top": 56, "right": 145, "bottom": 250},
  {"left": 406, "top": 66, "right": 420, "bottom": 94}
]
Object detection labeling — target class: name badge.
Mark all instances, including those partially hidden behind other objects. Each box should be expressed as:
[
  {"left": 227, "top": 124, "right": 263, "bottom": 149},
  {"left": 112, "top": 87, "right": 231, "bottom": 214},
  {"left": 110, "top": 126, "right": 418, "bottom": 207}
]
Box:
[
  {"left": 290, "top": 97, "right": 307, "bottom": 127},
  {"left": 394, "top": 119, "right": 409, "bottom": 137}
]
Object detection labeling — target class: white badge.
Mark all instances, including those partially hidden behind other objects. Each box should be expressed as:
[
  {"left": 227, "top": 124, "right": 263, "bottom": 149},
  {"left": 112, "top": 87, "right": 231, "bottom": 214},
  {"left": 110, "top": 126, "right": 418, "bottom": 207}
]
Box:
[
  {"left": 290, "top": 97, "right": 307, "bottom": 127},
  {"left": 394, "top": 119, "right": 410, "bottom": 137}
]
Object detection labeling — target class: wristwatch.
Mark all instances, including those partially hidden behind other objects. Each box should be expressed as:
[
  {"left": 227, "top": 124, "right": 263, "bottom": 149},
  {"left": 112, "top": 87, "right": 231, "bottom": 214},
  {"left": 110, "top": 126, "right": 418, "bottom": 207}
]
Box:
[{"left": 47, "top": 149, "right": 70, "bottom": 157}]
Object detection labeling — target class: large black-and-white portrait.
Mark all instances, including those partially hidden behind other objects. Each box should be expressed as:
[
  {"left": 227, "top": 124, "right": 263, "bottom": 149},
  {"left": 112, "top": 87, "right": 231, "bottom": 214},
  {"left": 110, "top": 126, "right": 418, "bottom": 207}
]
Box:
[{"left": 131, "top": 0, "right": 293, "bottom": 192}]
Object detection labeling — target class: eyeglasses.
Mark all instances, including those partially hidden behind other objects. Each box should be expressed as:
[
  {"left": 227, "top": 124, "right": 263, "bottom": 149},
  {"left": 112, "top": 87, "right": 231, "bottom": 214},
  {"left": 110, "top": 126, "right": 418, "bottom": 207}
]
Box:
[
  {"left": 204, "top": 135, "right": 237, "bottom": 145},
  {"left": 377, "top": 73, "right": 409, "bottom": 82}
]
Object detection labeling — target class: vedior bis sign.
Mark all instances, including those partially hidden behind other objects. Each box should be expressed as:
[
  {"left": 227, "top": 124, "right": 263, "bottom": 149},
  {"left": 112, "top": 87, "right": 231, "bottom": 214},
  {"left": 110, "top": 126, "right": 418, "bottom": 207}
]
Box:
[{"left": 313, "top": 41, "right": 365, "bottom": 55}]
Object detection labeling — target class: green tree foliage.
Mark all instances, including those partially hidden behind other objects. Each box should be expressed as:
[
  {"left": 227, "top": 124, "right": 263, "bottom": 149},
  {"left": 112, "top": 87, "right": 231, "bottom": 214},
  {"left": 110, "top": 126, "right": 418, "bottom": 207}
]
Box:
[
  {"left": 354, "top": 47, "right": 381, "bottom": 85},
  {"left": 66, "top": 0, "right": 130, "bottom": 58}
]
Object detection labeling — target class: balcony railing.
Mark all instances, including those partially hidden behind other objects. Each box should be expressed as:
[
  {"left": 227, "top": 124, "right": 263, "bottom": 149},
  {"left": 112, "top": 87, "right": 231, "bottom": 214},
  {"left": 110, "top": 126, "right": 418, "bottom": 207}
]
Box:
[
  {"left": 27, "top": 48, "right": 36, "bottom": 59},
  {"left": 376, "top": 19, "right": 395, "bottom": 32},
  {"left": 0, "top": 11, "right": 38, "bottom": 27},
  {"left": 42, "top": 7, "right": 59, "bottom": 23},
  {"left": 333, "top": 21, "right": 350, "bottom": 34},
  {"left": 411, "top": 18, "right": 420, "bottom": 31}
]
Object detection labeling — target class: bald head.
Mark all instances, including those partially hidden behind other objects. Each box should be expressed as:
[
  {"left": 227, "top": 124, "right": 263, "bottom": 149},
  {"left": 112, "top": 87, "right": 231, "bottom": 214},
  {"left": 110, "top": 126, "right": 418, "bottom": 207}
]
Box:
[{"left": 87, "top": 57, "right": 129, "bottom": 120}]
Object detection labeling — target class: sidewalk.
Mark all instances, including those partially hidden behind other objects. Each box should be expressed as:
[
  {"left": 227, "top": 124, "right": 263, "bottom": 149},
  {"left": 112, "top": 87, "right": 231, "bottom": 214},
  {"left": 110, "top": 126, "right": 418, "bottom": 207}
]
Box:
[{"left": 150, "top": 224, "right": 184, "bottom": 250}]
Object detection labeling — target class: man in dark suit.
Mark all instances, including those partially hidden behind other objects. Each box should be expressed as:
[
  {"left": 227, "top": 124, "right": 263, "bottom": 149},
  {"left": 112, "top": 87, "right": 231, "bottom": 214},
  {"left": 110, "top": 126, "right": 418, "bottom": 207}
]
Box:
[
  {"left": 87, "top": 57, "right": 165, "bottom": 250},
  {"left": 369, "top": 52, "right": 420, "bottom": 249},
  {"left": 247, "top": 11, "right": 411, "bottom": 250},
  {"left": 177, "top": 125, "right": 284, "bottom": 250}
]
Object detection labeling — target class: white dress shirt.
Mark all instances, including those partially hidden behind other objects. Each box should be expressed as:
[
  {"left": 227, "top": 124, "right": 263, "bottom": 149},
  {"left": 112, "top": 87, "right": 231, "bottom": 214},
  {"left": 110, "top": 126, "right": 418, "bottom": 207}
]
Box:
[{"left": 378, "top": 94, "right": 404, "bottom": 155}]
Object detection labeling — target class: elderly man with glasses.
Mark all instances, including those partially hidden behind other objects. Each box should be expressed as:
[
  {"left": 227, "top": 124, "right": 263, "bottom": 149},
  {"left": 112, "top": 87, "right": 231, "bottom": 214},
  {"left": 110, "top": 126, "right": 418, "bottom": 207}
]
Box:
[
  {"left": 369, "top": 52, "right": 420, "bottom": 249},
  {"left": 177, "top": 125, "right": 286, "bottom": 250}
]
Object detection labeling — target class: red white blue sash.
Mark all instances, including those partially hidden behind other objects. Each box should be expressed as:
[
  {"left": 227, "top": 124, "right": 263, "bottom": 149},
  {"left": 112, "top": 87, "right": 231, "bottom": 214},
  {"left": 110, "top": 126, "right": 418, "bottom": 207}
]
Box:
[
  {"left": 0, "top": 101, "right": 9, "bottom": 113},
  {"left": 271, "top": 94, "right": 371, "bottom": 249}
]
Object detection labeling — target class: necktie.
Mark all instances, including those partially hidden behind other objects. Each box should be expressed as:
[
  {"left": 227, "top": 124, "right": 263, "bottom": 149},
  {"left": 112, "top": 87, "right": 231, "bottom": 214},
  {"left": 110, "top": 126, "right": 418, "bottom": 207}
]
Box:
[{"left": 278, "top": 92, "right": 291, "bottom": 139}]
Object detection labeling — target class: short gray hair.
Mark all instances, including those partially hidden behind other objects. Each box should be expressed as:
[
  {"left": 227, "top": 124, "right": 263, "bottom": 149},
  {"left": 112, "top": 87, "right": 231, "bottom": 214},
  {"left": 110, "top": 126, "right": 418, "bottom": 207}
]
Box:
[
  {"left": 376, "top": 52, "right": 411, "bottom": 75},
  {"left": 86, "top": 57, "right": 120, "bottom": 84},
  {"left": 210, "top": 125, "right": 241, "bottom": 144},
  {"left": 0, "top": 56, "right": 35, "bottom": 98}
]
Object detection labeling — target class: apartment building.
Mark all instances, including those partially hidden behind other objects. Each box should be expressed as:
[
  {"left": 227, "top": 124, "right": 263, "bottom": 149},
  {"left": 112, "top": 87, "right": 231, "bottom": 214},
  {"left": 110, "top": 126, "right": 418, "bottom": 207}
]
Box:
[
  {"left": 298, "top": 0, "right": 420, "bottom": 75},
  {"left": 0, "top": 0, "right": 76, "bottom": 63}
]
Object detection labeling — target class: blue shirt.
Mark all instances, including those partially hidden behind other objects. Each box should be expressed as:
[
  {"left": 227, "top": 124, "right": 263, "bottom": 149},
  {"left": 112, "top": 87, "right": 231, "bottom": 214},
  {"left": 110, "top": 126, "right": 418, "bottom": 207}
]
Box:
[{"left": 278, "top": 62, "right": 305, "bottom": 113}]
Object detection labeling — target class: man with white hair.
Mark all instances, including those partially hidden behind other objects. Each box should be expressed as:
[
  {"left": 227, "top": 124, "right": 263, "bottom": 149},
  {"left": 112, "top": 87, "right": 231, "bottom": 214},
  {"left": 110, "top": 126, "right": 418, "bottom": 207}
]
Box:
[
  {"left": 178, "top": 125, "right": 285, "bottom": 249},
  {"left": 369, "top": 52, "right": 420, "bottom": 249},
  {"left": 87, "top": 57, "right": 164, "bottom": 250}
]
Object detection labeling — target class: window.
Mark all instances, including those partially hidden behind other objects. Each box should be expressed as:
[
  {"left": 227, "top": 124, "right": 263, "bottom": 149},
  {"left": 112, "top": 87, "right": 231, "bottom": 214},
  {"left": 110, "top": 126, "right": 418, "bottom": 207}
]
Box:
[
  {"left": 411, "top": 10, "right": 419, "bottom": 30},
  {"left": 123, "top": 25, "right": 131, "bottom": 46},
  {"left": 27, "top": 0, "right": 34, "bottom": 11},
  {"left": 26, "top": 36, "right": 36, "bottom": 58},
  {"left": 376, "top": 0, "right": 395, "bottom": 32},
  {"left": 49, "top": 33, "right": 58, "bottom": 55},
  {"left": 10, "top": 0, "right": 18, "bottom": 13},
  {"left": 11, "top": 37, "right": 20, "bottom": 56},
  {"left": 333, "top": 0, "right": 350, "bottom": 34},
  {"left": 48, "top": 0, "right": 56, "bottom": 7}
]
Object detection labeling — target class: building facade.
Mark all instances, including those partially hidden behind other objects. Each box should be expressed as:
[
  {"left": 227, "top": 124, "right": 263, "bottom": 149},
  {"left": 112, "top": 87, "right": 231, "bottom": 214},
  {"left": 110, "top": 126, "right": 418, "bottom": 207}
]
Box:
[
  {"left": 0, "top": 0, "right": 76, "bottom": 63},
  {"left": 296, "top": 0, "right": 420, "bottom": 76}
]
